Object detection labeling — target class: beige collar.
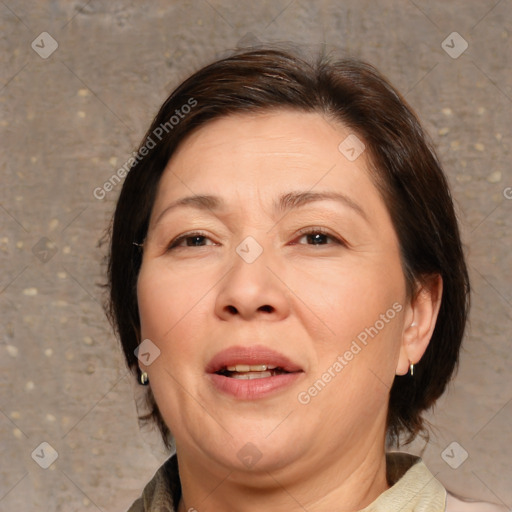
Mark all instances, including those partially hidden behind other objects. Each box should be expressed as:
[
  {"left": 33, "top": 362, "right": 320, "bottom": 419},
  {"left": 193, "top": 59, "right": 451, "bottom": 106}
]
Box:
[{"left": 359, "top": 452, "right": 446, "bottom": 511}]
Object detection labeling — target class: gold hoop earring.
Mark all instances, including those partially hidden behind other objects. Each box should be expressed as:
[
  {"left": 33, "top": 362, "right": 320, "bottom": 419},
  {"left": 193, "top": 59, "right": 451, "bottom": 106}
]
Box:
[
  {"left": 140, "top": 371, "right": 149, "bottom": 385},
  {"left": 410, "top": 362, "right": 414, "bottom": 376}
]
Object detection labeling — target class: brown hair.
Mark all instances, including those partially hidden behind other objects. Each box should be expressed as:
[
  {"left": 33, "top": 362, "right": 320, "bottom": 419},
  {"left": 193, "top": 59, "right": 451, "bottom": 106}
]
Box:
[{"left": 105, "top": 47, "right": 470, "bottom": 449}]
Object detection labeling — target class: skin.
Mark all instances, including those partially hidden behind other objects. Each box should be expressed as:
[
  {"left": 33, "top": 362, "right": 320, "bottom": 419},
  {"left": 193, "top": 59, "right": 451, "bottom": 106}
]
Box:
[{"left": 136, "top": 110, "right": 442, "bottom": 512}]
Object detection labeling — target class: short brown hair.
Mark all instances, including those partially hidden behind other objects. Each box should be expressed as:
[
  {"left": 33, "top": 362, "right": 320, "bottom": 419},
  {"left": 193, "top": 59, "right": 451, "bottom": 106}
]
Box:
[{"left": 105, "top": 47, "right": 470, "bottom": 449}]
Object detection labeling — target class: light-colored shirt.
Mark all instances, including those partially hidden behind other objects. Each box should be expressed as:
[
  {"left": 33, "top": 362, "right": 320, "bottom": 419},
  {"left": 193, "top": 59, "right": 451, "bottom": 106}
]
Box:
[{"left": 127, "top": 451, "right": 508, "bottom": 511}]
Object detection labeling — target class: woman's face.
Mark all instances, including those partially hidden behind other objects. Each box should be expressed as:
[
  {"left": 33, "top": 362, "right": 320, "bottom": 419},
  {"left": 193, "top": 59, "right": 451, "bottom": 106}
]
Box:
[{"left": 137, "top": 110, "right": 409, "bottom": 475}]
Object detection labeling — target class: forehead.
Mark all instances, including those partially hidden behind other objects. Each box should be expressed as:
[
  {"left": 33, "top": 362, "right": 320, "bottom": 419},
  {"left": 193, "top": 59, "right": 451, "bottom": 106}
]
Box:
[
  {"left": 173, "top": 111, "right": 357, "bottom": 167},
  {"left": 151, "top": 110, "right": 387, "bottom": 223}
]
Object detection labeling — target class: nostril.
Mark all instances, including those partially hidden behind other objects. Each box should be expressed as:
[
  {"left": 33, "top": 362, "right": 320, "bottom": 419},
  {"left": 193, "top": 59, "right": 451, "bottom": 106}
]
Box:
[{"left": 223, "top": 304, "right": 274, "bottom": 315}]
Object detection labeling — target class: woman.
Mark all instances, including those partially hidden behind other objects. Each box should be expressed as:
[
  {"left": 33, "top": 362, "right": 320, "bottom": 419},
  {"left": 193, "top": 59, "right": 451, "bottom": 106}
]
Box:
[{"left": 105, "top": 48, "right": 507, "bottom": 511}]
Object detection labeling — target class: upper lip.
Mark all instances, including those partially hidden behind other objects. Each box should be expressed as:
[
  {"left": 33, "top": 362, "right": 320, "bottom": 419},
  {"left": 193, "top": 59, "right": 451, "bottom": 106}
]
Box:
[{"left": 206, "top": 345, "right": 303, "bottom": 374}]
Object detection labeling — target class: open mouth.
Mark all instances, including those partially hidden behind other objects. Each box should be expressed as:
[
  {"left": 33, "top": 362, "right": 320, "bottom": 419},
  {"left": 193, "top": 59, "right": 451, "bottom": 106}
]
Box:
[
  {"left": 216, "top": 364, "right": 292, "bottom": 380},
  {"left": 206, "top": 345, "right": 304, "bottom": 399}
]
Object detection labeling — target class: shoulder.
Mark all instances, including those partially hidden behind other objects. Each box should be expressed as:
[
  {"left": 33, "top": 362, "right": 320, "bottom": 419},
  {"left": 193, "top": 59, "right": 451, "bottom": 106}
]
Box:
[
  {"left": 445, "top": 491, "right": 509, "bottom": 512},
  {"left": 385, "top": 452, "right": 508, "bottom": 512},
  {"left": 126, "top": 455, "right": 180, "bottom": 511}
]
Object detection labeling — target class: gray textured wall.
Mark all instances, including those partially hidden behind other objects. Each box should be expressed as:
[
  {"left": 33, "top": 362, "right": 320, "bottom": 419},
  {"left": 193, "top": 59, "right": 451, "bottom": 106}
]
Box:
[{"left": 1, "top": 1, "right": 511, "bottom": 510}]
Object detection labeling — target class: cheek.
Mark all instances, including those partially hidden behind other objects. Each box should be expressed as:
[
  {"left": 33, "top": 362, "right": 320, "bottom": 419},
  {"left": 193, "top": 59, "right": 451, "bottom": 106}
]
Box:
[
  {"left": 136, "top": 263, "right": 216, "bottom": 389},
  {"left": 137, "top": 262, "right": 210, "bottom": 341},
  {"left": 288, "top": 254, "right": 405, "bottom": 348},
  {"left": 136, "top": 263, "right": 213, "bottom": 429},
  {"left": 301, "top": 262, "right": 405, "bottom": 402}
]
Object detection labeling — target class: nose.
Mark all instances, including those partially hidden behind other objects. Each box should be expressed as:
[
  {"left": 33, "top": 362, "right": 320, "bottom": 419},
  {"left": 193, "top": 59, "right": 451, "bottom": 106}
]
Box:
[{"left": 214, "top": 243, "right": 291, "bottom": 322}]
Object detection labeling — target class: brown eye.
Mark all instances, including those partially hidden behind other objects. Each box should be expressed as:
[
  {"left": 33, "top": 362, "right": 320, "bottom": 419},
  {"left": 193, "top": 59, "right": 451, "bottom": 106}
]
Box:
[
  {"left": 167, "top": 231, "right": 216, "bottom": 250},
  {"left": 302, "top": 232, "right": 331, "bottom": 245},
  {"left": 294, "top": 228, "right": 345, "bottom": 246}
]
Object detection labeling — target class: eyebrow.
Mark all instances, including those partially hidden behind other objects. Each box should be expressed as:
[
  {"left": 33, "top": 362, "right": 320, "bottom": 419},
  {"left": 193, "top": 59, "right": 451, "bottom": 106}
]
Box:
[
  {"left": 276, "top": 191, "right": 368, "bottom": 222},
  {"left": 154, "top": 195, "right": 224, "bottom": 226},
  {"left": 153, "top": 190, "right": 368, "bottom": 226}
]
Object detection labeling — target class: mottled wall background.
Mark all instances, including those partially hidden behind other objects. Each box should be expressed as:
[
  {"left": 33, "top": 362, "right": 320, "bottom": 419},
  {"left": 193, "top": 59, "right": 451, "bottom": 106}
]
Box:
[{"left": 1, "top": 1, "right": 511, "bottom": 510}]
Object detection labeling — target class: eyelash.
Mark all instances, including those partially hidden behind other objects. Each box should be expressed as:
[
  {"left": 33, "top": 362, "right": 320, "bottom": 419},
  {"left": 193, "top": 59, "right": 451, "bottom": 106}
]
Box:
[
  {"left": 294, "top": 227, "right": 345, "bottom": 246},
  {"left": 167, "top": 230, "right": 214, "bottom": 250},
  {"left": 166, "top": 227, "right": 346, "bottom": 251}
]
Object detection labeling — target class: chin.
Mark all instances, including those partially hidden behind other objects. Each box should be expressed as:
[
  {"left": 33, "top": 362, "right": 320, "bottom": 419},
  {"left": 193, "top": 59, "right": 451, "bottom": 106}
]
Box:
[{"left": 199, "top": 422, "right": 305, "bottom": 474}]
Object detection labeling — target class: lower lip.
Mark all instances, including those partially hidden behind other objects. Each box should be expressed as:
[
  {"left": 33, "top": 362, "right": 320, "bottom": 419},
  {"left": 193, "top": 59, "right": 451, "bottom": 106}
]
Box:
[{"left": 208, "top": 372, "right": 304, "bottom": 400}]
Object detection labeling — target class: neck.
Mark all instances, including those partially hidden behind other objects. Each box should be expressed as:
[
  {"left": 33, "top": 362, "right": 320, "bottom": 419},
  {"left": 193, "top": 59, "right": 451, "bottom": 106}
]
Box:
[{"left": 176, "top": 433, "right": 389, "bottom": 512}]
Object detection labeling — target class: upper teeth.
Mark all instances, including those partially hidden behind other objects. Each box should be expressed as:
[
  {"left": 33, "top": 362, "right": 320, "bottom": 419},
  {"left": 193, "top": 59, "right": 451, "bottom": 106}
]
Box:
[{"left": 226, "top": 364, "right": 277, "bottom": 372}]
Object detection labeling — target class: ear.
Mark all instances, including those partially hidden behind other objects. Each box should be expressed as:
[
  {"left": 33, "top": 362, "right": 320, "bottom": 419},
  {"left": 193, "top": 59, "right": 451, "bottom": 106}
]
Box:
[{"left": 396, "top": 275, "right": 443, "bottom": 376}]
